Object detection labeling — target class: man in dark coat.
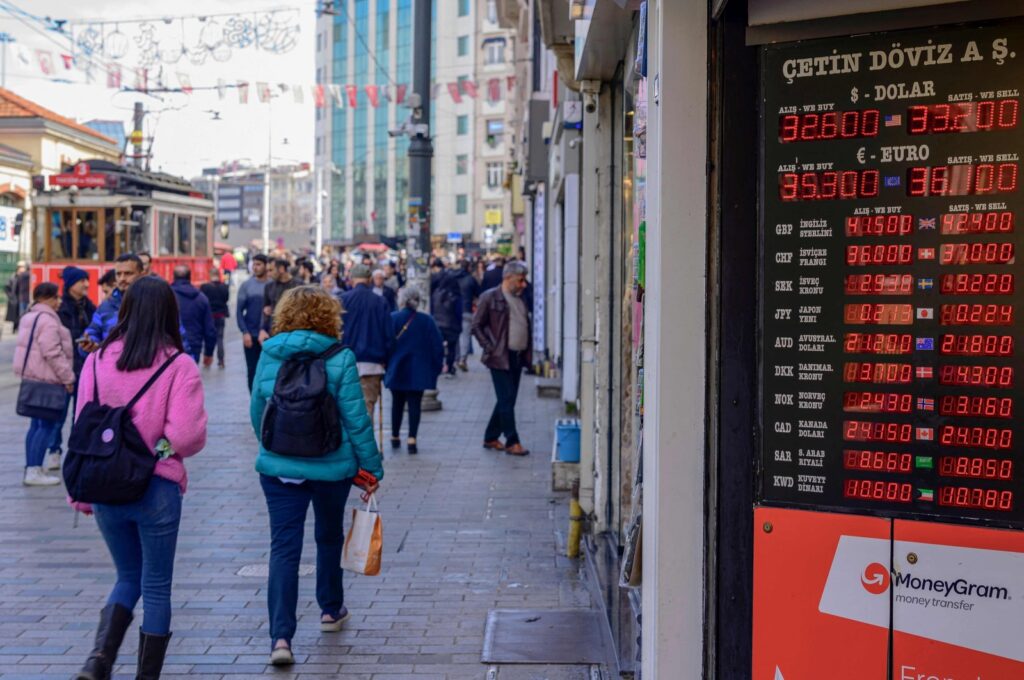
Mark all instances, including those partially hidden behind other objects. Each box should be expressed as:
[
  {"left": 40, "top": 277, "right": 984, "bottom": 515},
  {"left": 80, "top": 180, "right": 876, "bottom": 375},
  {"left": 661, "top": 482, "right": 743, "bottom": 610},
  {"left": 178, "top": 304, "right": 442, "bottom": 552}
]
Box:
[
  {"left": 429, "top": 259, "right": 463, "bottom": 378},
  {"left": 453, "top": 260, "right": 480, "bottom": 371},
  {"left": 480, "top": 256, "right": 505, "bottom": 292},
  {"left": 340, "top": 263, "right": 394, "bottom": 417},
  {"left": 171, "top": 265, "right": 216, "bottom": 365},
  {"left": 200, "top": 268, "right": 231, "bottom": 368},
  {"left": 472, "top": 261, "right": 531, "bottom": 456}
]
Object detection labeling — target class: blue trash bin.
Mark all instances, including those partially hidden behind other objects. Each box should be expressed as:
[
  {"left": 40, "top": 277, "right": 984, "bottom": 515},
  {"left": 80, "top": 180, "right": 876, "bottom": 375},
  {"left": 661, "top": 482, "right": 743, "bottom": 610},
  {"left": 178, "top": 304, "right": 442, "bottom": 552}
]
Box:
[{"left": 555, "top": 419, "right": 581, "bottom": 462}]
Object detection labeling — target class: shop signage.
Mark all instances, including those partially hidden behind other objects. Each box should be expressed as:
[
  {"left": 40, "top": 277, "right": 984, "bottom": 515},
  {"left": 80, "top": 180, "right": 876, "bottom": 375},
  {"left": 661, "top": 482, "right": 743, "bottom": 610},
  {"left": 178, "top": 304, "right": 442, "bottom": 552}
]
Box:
[
  {"left": 447, "top": 232, "right": 463, "bottom": 243},
  {"left": 533, "top": 185, "right": 546, "bottom": 354},
  {"left": 0, "top": 205, "right": 20, "bottom": 253},
  {"left": 485, "top": 208, "right": 503, "bottom": 225},
  {"left": 49, "top": 162, "right": 108, "bottom": 188}
]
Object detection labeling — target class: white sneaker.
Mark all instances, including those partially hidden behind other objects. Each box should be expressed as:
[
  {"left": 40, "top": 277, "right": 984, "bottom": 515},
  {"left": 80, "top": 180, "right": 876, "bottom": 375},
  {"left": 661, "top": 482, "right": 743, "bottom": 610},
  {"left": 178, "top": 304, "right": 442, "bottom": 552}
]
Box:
[
  {"left": 23, "top": 466, "right": 61, "bottom": 486},
  {"left": 44, "top": 452, "right": 62, "bottom": 471}
]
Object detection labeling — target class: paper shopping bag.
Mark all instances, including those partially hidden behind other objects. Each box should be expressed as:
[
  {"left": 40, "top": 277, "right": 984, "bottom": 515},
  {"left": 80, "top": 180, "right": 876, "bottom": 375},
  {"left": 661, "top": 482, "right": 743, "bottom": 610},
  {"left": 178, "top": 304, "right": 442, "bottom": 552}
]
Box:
[{"left": 342, "top": 494, "right": 382, "bottom": 576}]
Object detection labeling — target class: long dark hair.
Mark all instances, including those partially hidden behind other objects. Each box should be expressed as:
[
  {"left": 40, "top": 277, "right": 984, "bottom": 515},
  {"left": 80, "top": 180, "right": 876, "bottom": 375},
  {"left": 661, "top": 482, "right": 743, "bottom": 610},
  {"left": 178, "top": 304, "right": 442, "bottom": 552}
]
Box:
[{"left": 100, "top": 276, "right": 184, "bottom": 371}]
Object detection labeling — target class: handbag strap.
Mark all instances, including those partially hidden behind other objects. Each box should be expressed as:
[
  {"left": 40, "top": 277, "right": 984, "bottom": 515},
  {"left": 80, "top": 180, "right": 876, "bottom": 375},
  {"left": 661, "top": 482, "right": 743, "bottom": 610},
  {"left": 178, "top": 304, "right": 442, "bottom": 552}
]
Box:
[
  {"left": 125, "top": 351, "right": 185, "bottom": 411},
  {"left": 396, "top": 310, "right": 415, "bottom": 340},
  {"left": 20, "top": 313, "right": 43, "bottom": 377}
]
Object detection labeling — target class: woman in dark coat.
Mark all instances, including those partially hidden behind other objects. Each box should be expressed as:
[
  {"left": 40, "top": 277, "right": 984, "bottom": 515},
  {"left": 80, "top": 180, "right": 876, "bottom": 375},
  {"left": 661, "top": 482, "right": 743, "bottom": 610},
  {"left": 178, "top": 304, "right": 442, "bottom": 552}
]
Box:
[{"left": 383, "top": 286, "right": 444, "bottom": 454}]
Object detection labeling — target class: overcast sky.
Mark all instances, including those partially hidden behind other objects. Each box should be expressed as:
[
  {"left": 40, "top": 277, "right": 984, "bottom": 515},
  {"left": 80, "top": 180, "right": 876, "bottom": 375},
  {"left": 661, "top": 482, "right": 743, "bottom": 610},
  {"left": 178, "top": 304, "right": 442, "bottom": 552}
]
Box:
[{"left": 0, "top": 0, "right": 315, "bottom": 178}]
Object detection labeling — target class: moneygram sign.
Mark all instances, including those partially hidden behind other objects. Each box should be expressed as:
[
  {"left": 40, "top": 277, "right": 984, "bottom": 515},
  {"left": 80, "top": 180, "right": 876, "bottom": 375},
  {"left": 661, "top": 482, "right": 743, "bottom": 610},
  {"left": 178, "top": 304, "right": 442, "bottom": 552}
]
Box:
[{"left": 820, "top": 536, "right": 1024, "bottom": 662}]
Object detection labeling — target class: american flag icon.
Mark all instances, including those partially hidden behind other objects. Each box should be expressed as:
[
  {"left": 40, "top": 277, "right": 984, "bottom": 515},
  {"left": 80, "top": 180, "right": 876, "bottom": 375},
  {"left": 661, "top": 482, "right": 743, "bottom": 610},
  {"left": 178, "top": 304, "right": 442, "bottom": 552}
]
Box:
[
  {"left": 917, "top": 397, "right": 935, "bottom": 411},
  {"left": 916, "top": 427, "right": 934, "bottom": 441},
  {"left": 916, "top": 307, "right": 934, "bottom": 320},
  {"left": 918, "top": 217, "right": 936, "bottom": 230},
  {"left": 916, "top": 366, "right": 934, "bottom": 379},
  {"left": 918, "top": 247, "right": 935, "bottom": 260},
  {"left": 884, "top": 114, "right": 903, "bottom": 126}
]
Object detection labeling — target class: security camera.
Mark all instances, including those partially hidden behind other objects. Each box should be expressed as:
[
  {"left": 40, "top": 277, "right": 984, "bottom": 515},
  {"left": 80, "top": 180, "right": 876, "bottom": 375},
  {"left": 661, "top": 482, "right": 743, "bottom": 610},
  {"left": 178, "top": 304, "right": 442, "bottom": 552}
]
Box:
[
  {"left": 580, "top": 80, "right": 600, "bottom": 115},
  {"left": 568, "top": 137, "right": 582, "bottom": 150}
]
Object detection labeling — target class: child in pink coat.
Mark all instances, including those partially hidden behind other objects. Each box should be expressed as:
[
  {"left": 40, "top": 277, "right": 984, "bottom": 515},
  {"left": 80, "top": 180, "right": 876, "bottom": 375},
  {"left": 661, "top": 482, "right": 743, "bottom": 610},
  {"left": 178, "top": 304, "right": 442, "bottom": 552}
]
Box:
[
  {"left": 12, "top": 282, "right": 74, "bottom": 486},
  {"left": 72, "top": 276, "right": 207, "bottom": 680}
]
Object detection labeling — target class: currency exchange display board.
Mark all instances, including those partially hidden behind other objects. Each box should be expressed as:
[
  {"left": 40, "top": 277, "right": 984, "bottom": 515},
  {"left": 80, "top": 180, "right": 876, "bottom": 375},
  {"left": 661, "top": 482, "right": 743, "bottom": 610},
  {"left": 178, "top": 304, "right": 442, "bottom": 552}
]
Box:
[{"left": 760, "top": 21, "right": 1024, "bottom": 528}]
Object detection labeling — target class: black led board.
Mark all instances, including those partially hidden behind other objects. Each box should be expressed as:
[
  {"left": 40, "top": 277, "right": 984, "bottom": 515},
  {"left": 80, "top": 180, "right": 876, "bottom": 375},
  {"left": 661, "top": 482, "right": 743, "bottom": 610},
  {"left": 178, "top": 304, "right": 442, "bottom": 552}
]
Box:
[{"left": 760, "top": 20, "right": 1024, "bottom": 527}]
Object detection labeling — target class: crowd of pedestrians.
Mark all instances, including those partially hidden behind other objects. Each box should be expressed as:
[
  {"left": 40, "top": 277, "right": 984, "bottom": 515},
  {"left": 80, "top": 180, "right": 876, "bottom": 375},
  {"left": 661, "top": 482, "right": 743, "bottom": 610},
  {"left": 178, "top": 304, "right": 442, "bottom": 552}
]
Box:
[{"left": 5, "top": 245, "right": 534, "bottom": 676}]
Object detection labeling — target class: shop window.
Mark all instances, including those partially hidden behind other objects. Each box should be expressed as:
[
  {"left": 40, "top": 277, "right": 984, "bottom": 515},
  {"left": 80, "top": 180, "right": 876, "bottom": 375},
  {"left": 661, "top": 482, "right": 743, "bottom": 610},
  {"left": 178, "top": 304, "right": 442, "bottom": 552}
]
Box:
[
  {"left": 456, "top": 194, "right": 468, "bottom": 215},
  {"left": 158, "top": 212, "right": 175, "bottom": 255}
]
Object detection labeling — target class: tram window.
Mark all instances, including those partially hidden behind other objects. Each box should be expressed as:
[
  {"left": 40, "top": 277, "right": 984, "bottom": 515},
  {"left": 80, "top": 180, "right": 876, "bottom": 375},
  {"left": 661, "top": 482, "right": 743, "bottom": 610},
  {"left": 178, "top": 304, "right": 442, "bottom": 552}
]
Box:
[
  {"left": 176, "top": 215, "right": 192, "bottom": 256},
  {"left": 193, "top": 216, "right": 209, "bottom": 257},
  {"left": 158, "top": 212, "right": 174, "bottom": 255},
  {"left": 129, "top": 209, "right": 146, "bottom": 253},
  {"left": 50, "top": 211, "right": 72, "bottom": 259},
  {"left": 78, "top": 214, "right": 99, "bottom": 260}
]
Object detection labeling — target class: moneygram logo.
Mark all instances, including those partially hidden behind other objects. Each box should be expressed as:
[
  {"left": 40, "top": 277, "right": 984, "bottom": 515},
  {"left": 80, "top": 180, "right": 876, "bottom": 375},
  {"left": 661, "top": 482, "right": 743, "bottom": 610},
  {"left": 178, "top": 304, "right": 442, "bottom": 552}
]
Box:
[{"left": 861, "top": 562, "right": 891, "bottom": 595}]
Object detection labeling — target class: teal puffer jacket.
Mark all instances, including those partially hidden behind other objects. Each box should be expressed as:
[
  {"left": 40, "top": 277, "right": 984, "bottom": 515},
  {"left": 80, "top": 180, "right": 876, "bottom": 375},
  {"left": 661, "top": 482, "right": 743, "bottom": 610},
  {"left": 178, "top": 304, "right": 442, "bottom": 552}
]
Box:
[{"left": 251, "top": 330, "right": 384, "bottom": 482}]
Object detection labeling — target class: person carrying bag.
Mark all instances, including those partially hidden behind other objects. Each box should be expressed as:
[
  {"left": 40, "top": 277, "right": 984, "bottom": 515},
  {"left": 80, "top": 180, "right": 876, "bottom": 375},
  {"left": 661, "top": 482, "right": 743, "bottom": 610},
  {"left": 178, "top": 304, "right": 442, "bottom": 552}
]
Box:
[
  {"left": 12, "top": 282, "right": 74, "bottom": 486},
  {"left": 250, "top": 286, "right": 383, "bottom": 667},
  {"left": 71, "top": 277, "right": 207, "bottom": 680}
]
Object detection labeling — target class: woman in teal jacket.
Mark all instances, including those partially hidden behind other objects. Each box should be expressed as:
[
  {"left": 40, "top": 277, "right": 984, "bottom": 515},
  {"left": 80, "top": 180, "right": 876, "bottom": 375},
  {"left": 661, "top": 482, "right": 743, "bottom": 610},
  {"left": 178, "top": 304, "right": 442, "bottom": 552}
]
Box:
[{"left": 250, "top": 286, "right": 383, "bottom": 666}]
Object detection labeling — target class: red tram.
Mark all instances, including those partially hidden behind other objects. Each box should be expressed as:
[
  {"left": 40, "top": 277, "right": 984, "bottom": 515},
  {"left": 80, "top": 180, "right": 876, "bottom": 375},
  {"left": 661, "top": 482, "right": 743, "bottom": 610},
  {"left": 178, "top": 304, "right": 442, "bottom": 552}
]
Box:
[{"left": 30, "top": 161, "right": 215, "bottom": 303}]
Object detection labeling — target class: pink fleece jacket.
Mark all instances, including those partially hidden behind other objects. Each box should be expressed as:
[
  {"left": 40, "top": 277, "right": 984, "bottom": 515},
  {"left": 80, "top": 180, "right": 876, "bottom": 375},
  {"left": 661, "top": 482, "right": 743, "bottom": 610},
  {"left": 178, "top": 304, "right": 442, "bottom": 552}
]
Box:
[
  {"left": 13, "top": 304, "right": 74, "bottom": 386},
  {"left": 76, "top": 341, "right": 208, "bottom": 494}
]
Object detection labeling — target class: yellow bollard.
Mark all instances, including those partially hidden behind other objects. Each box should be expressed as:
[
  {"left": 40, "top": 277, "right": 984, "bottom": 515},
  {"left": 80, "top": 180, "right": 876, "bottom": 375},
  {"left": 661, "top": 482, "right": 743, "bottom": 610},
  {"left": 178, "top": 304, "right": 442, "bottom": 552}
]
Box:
[{"left": 567, "top": 498, "right": 583, "bottom": 558}]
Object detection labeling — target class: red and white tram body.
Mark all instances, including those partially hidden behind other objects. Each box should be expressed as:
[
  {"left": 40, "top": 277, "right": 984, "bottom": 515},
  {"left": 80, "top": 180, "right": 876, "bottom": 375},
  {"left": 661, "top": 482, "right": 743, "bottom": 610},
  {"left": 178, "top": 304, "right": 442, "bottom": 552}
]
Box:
[{"left": 30, "top": 161, "right": 215, "bottom": 304}]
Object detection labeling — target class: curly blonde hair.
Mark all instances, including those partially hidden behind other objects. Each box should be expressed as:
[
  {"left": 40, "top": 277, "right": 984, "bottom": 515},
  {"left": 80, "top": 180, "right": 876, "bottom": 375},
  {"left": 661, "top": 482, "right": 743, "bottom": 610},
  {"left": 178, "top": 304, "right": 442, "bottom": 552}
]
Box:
[{"left": 272, "top": 285, "right": 343, "bottom": 338}]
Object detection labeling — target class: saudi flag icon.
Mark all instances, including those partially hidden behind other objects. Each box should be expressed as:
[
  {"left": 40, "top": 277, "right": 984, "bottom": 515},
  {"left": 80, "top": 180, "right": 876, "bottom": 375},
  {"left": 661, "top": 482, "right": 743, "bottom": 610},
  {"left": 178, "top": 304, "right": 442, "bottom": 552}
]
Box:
[
  {"left": 915, "top": 456, "right": 934, "bottom": 470},
  {"left": 918, "top": 488, "right": 934, "bottom": 502}
]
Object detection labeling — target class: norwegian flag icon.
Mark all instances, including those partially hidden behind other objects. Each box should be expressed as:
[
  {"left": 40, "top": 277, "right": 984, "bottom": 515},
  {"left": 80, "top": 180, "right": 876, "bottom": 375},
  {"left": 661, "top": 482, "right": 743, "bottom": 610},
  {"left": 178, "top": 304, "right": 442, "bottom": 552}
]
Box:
[
  {"left": 916, "top": 307, "right": 934, "bottom": 320},
  {"left": 916, "top": 366, "right": 934, "bottom": 379},
  {"left": 916, "top": 427, "right": 934, "bottom": 441},
  {"left": 918, "top": 247, "right": 936, "bottom": 260},
  {"left": 916, "top": 397, "right": 935, "bottom": 411},
  {"left": 918, "top": 217, "right": 936, "bottom": 230}
]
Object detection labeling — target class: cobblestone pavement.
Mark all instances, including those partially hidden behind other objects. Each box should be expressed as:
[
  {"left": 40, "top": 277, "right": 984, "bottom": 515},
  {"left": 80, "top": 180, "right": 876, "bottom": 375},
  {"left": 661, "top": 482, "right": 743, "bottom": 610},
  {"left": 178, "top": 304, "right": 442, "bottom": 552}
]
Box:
[{"left": 0, "top": 322, "right": 602, "bottom": 679}]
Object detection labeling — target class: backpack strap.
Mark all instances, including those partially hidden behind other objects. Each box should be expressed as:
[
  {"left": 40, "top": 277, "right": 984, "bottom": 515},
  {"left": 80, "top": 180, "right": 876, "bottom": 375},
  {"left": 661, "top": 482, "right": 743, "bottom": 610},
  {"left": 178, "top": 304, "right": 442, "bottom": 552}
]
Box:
[
  {"left": 318, "top": 342, "right": 346, "bottom": 361},
  {"left": 125, "top": 351, "right": 185, "bottom": 411}
]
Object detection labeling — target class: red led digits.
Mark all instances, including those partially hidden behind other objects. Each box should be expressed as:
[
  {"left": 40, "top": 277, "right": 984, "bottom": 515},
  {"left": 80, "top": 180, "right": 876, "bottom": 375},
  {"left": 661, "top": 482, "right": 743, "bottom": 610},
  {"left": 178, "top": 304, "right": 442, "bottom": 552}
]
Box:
[
  {"left": 845, "top": 274, "right": 914, "bottom": 295},
  {"left": 939, "top": 395, "right": 1013, "bottom": 418},
  {"left": 843, "top": 421, "right": 914, "bottom": 443},
  {"left": 846, "top": 244, "right": 914, "bottom": 265},
  {"left": 843, "top": 479, "right": 914, "bottom": 503},
  {"left": 844, "top": 333, "right": 913, "bottom": 354},
  {"left": 844, "top": 304, "right": 914, "bottom": 324},
  {"left": 779, "top": 109, "right": 881, "bottom": 143},
  {"left": 843, "top": 362, "right": 913, "bottom": 384},
  {"left": 940, "top": 334, "right": 1014, "bottom": 356},
  {"left": 938, "top": 456, "right": 1013, "bottom": 480},
  {"left": 939, "top": 425, "right": 1013, "bottom": 450},
  {"left": 939, "top": 274, "right": 1014, "bottom": 295},
  {"left": 940, "top": 211, "right": 1014, "bottom": 234},
  {"left": 845, "top": 215, "right": 914, "bottom": 236},
  {"left": 843, "top": 391, "right": 913, "bottom": 413},
  {"left": 907, "top": 99, "right": 1019, "bottom": 134},
  {"left": 939, "top": 304, "right": 1013, "bottom": 326},
  {"left": 939, "top": 364, "right": 1014, "bottom": 387},
  {"left": 907, "top": 163, "right": 1018, "bottom": 196},
  {"left": 843, "top": 450, "right": 913, "bottom": 473},
  {"left": 780, "top": 170, "right": 880, "bottom": 201},
  {"left": 938, "top": 487, "right": 1013, "bottom": 511},
  {"left": 939, "top": 242, "right": 1014, "bottom": 265}
]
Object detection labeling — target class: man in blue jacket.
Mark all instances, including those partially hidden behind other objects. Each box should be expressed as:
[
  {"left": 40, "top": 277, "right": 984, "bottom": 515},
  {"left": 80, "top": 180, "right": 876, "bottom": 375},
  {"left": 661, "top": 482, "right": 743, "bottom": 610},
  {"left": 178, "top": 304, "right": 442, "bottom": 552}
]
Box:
[
  {"left": 171, "top": 265, "right": 216, "bottom": 365},
  {"left": 340, "top": 264, "right": 394, "bottom": 417},
  {"left": 79, "top": 253, "right": 145, "bottom": 352},
  {"left": 237, "top": 254, "right": 270, "bottom": 391}
]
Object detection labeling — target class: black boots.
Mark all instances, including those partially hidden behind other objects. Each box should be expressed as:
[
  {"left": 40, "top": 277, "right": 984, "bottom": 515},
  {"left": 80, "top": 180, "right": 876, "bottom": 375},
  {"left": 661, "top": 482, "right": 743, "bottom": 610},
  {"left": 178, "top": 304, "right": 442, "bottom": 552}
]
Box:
[
  {"left": 135, "top": 630, "right": 172, "bottom": 680},
  {"left": 75, "top": 604, "right": 134, "bottom": 680}
]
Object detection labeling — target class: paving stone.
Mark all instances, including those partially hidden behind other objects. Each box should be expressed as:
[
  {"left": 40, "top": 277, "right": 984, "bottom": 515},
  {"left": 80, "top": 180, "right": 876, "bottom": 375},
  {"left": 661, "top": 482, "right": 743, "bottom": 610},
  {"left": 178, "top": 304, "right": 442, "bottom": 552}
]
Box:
[{"left": 0, "top": 321, "right": 604, "bottom": 676}]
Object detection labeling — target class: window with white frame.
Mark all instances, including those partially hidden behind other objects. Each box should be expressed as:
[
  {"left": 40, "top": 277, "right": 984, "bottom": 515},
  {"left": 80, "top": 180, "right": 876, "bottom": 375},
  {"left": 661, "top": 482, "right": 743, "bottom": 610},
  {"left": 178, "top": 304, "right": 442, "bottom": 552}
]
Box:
[
  {"left": 486, "top": 162, "right": 504, "bottom": 188},
  {"left": 484, "top": 40, "right": 506, "bottom": 65}
]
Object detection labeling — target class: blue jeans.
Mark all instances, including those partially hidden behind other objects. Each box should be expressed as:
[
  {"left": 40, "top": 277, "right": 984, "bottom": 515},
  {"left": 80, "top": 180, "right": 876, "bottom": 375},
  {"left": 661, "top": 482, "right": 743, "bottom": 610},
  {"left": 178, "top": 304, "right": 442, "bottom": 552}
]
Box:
[
  {"left": 48, "top": 391, "right": 74, "bottom": 455},
  {"left": 259, "top": 474, "right": 353, "bottom": 643},
  {"left": 485, "top": 350, "right": 524, "bottom": 446},
  {"left": 93, "top": 477, "right": 183, "bottom": 635},
  {"left": 25, "top": 417, "right": 61, "bottom": 467}
]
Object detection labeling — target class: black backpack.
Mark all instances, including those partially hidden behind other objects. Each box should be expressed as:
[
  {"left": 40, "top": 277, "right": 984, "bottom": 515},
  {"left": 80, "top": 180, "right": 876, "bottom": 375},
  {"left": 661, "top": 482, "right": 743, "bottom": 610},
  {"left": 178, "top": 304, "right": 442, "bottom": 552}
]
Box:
[
  {"left": 260, "top": 343, "right": 346, "bottom": 458},
  {"left": 64, "top": 352, "right": 183, "bottom": 505}
]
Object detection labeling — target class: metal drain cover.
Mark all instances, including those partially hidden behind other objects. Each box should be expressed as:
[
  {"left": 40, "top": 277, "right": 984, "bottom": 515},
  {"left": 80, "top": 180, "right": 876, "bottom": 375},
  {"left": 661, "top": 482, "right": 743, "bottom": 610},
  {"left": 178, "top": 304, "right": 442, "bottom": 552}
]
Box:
[
  {"left": 236, "top": 563, "right": 315, "bottom": 577},
  {"left": 482, "top": 609, "right": 606, "bottom": 664}
]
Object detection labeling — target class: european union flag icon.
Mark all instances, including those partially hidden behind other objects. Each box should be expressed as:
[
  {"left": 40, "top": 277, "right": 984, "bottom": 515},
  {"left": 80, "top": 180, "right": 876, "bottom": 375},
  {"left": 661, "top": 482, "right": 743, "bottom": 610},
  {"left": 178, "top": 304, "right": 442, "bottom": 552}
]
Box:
[
  {"left": 916, "top": 337, "right": 934, "bottom": 350},
  {"left": 917, "top": 277, "right": 933, "bottom": 290},
  {"left": 884, "top": 176, "right": 901, "bottom": 187}
]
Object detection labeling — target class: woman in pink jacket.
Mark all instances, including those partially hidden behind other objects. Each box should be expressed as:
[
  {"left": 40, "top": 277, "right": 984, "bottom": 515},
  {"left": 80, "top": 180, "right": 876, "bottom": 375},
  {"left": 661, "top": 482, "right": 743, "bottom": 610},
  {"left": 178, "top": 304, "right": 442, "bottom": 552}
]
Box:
[
  {"left": 73, "top": 276, "right": 207, "bottom": 680},
  {"left": 12, "top": 282, "right": 74, "bottom": 486}
]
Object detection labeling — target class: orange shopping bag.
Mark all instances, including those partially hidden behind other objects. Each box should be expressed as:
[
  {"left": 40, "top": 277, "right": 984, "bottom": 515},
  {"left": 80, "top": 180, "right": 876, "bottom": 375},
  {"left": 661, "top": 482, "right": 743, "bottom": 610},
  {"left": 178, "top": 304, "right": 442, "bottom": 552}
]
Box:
[{"left": 342, "top": 494, "right": 382, "bottom": 576}]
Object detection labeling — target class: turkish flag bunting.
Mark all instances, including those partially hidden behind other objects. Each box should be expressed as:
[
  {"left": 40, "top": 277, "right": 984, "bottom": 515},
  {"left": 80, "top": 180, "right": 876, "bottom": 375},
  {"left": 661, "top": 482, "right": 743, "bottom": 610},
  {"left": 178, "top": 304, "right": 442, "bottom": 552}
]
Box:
[
  {"left": 507, "top": 75, "right": 517, "bottom": 91},
  {"left": 107, "top": 64, "right": 122, "bottom": 89},
  {"left": 177, "top": 72, "right": 193, "bottom": 94},
  {"left": 312, "top": 84, "right": 325, "bottom": 108},
  {"left": 238, "top": 81, "right": 250, "bottom": 104},
  {"left": 461, "top": 80, "right": 478, "bottom": 98},
  {"left": 396, "top": 83, "right": 407, "bottom": 105},
  {"left": 36, "top": 50, "right": 54, "bottom": 76},
  {"left": 60, "top": 54, "right": 74, "bottom": 70},
  {"left": 488, "top": 78, "right": 501, "bottom": 102},
  {"left": 257, "top": 82, "right": 272, "bottom": 103},
  {"left": 292, "top": 83, "right": 304, "bottom": 103},
  {"left": 328, "top": 84, "right": 343, "bottom": 107},
  {"left": 447, "top": 82, "right": 462, "bottom": 104},
  {"left": 346, "top": 84, "right": 358, "bottom": 108},
  {"left": 365, "top": 84, "right": 380, "bottom": 107}
]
